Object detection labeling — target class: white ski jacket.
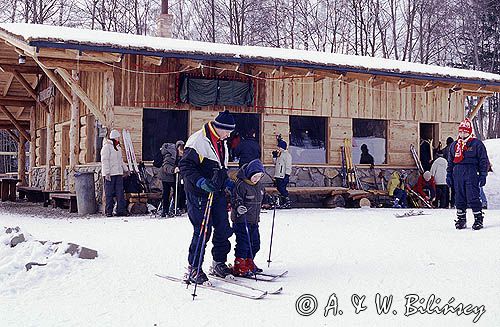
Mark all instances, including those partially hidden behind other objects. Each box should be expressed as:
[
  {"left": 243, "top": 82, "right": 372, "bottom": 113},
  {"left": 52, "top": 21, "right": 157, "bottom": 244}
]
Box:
[
  {"left": 430, "top": 157, "right": 447, "bottom": 185},
  {"left": 273, "top": 150, "right": 292, "bottom": 178},
  {"left": 101, "top": 139, "right": 128, "bottom": 177}
]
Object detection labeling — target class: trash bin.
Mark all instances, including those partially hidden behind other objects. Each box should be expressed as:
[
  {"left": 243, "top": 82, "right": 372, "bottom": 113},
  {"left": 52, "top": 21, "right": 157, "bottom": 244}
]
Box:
[{"left": 74, "top": 172, "right": 97, "bottom": 215}]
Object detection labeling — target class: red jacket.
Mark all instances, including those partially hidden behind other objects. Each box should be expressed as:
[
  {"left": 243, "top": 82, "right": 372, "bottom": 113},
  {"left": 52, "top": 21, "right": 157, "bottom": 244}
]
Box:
[{"left": 413, "top": 175, "right": 436, "bottom": 199}]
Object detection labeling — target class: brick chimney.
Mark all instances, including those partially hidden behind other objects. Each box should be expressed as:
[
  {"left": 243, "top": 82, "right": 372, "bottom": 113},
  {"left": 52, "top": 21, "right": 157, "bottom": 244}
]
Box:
[{"left": 157, "top": 0, "right": 173, "bottom": 38}]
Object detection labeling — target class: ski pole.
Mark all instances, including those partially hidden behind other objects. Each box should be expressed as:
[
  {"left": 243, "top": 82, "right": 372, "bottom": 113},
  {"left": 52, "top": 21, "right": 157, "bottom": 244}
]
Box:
[
  {"left": 191, "top": 192, "right": 214, "bottom": 299},
  {"left": 188, "top": 191, "right": 213, "bottom": 287},
  {"left": 243, "top": 216, "right": 257, "bottom": 281},
  {"left": 267, "top": 195, "right": 277, "bottom": 268},
  {"left": 174, "top": 173, "right": 179, "bottom": 215}
]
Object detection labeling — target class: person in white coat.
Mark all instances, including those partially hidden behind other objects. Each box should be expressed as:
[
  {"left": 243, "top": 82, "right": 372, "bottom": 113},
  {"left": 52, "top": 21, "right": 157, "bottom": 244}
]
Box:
[
  {"left": 101, "top": 129, "right": 128, "bottom": 217},
  {"left": 273, "top": 139, "right": 292, "bottom": 208},
  {"left": 430, "top": 150, "right": 449, "bottom": 208}
]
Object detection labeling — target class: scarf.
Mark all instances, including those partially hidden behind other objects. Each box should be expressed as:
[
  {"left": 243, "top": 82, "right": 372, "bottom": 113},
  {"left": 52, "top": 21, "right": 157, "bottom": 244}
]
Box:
[
  {"left": 206, "top": 122, "right": 225, "bottom": 165},
  {"left": 112, "top": 139, "right": 120, "bottom": 151},
  {"left": 453, "top": 134, "right": 474, "bottom": 163}
]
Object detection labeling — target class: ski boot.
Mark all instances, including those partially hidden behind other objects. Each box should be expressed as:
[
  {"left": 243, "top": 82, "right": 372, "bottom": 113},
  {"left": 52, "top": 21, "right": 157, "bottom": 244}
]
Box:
[
  {"left": 472, "top": 211, "right": 484, "bottom": 230},
  {"left": 392, "top": 198, "right": 401, "bottom": 208},
  {"left": 246, "top": 258, "right": 263, "bottom": 273},
  {"left": 185, "top": 266, "right": 209, "bottom": 284},
  {"left": 455, "top": 209, "right": 467, "bottom": 229},
  {"left": 210, "top": 261, "right": 232, "bottom": 278},
  {"left": 232, "top": 258, "right": 253, "bottom": 277}
]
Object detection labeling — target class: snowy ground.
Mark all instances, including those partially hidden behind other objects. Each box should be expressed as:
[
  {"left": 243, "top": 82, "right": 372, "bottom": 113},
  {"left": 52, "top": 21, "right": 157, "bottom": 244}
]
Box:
[{"left": 1, "top": 207, "right": 499, "bottom": 327}]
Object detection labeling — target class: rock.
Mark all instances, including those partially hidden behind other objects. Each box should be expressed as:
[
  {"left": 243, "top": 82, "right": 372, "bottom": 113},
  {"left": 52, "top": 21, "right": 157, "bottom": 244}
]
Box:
[
  {"left": 25, "top": 262, "right": 47, "bottom": 271},
  {"left": 65, "top": 243, "right": 98, "bottom": 259},
  {"left": 10, "top": 234, "right": 26, "bottom": 247}
]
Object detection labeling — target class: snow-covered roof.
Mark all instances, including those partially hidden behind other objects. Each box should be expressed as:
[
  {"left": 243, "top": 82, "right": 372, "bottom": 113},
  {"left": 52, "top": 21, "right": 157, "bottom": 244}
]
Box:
[{"left": 1, "top": 23, "right": 500, "bottom": 86}]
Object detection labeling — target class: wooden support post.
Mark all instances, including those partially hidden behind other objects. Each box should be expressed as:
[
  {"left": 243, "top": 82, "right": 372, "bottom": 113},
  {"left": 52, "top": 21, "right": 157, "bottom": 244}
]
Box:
[
  {"left": 29, "top": 107, "right": 35, "bottom": 186},
  {"left": 0, "top": 104, "right": 31, "bottom": 141},
  {"left": 104, "top": 70, "right": 114, "bottom": 128},
  {"left": 467, "top": 96, "right": 488, "bottom": 119},
  {"left": 18, "top": 133, "right": 26, "bottom": 186},
  {"left": 68, "top": 70, "right": 80, "bottom": 192},
  {"left": 45, "top": 83, "right": 55, "bottom": 191},
  {"left": 55, "top": 67, "right": 107, "bottom": 124}
]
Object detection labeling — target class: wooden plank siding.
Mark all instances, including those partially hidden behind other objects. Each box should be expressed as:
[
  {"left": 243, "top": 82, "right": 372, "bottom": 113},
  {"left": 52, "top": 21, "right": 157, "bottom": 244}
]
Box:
[{"left": 32, "top": 56, "right": 467, "bottom": 169}]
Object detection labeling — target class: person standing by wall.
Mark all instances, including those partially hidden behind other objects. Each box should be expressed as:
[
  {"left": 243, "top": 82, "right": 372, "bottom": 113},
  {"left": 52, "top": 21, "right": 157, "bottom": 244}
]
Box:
[
  {"left": 174, "top": 140, "right": 187, "bottom": 215},
  {"left": 359, "top": 143, "right": 374, "bottom": 165},
  {"left": 430, "top": 151, "right": 449, "bottom": 208},
  {"left": 157, "top": 142, "right": 177, "bottom": 217},
  {"left": 179, "top": 110, "right": 235, "bottom": 284},
  {"left": 273, "top": 139, "right": 292, "bottom": 208},
  {"left": 101, "top": 129, "right": 128, "bottom": 217},
  {"left": 446, "top": 118, "right": 489, "bottom": 230},
  {"left": 234, "top": 129, "right": 261, "bottom": 167}
]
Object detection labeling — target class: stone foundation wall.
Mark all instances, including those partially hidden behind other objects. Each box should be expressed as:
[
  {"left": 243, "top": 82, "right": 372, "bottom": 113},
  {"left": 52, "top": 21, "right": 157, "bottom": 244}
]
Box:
[{"left": 30, "top": 163, "right": 419, "bottom": 210}]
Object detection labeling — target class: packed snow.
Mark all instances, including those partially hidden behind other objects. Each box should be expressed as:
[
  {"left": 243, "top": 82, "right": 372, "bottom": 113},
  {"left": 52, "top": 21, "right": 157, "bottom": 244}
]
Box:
[
  {"left": 1, "top": 207, "right": 499, "bottom": 327},
  {"left": 1, "top": 23, "right": 500, "bottom": 83}
]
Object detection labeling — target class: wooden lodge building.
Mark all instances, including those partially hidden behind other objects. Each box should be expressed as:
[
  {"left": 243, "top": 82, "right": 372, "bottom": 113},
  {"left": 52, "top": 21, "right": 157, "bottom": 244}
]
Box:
[{"left": 0, "top": 23, "right": 499, "bottom": 207}]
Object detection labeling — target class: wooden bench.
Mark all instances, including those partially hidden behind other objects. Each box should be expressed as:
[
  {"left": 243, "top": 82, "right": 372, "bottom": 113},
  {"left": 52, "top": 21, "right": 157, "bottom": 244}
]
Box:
[
  {"left": 1, "top": 178, "right": 21, "bottom": 201},
  {"left": 17, "top": 186, "right": 44, "bottom": 202},
  {"left": 50, "top": 193, "right": 77, "bottom": 213},
  {"left": 43, "top": 190, "right": 71, "bottom": 207}
]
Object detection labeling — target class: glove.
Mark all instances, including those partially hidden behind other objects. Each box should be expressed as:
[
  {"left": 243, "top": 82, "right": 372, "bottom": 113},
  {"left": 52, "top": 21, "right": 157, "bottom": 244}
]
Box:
[
  {"left": 272, "top": 150, "right": 278, "bottom": 158},
  {"left": 479, "top": 174, "right": 486, "bottom": 187},
  {"left": 446, "top": 175, "right": 453, "bottom": 188},
  {"left": 236, "top": 205, "right": 248, "bottom": 216},
  {"left": 211, "top": 168, "right": 228, "bottom": 190},
  {"left": 105, "top": 174, "right": 111, "bottom": 182},
  {"left": 196, "top": 178, "right": 217, "bottom": 193}
]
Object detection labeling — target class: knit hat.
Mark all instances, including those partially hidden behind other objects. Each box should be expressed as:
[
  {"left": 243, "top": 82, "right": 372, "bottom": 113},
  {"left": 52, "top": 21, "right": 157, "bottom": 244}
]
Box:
[
  {"left": 458, "top": 118, "right": 473, "bottom": 135},
  {"left": 446, "top": 137, "right": 454, "bottom": 145},
  {"left": 109, "top": 129, "right": 120, "bottom": 139},
  {"left": 244, "top": 159, "right": 265, "bottom": 179},
  {"left": 423, "top": 171, "right": 432, "bottom": 181},
  {"left": 277, "top": 139, "right": 287, "bottom": 150},
  {"left": 175, "top": 140, "right": 185, "bottom": 148},
  {"left": 213, "top": 110, "right": 236, "bottom": 131}
]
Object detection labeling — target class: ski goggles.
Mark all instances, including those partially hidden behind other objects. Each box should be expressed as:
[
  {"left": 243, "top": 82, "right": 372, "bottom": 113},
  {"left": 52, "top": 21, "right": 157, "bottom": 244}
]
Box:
[{"left": 250, "top": 172, "right": 264, "bottom": 184}]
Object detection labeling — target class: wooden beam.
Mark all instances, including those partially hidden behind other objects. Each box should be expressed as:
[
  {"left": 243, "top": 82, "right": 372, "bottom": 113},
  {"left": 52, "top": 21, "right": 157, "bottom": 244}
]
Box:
[
  {"left": 467, "top": 96, "right": 488, "bottom": 119},
  {"left": 35, "top": 57, "right": 112, "bottom": 72},
  {"left": 16, "top": 107, "right": 27, "bottom": 119},
  {"left": 0, "top": 31, "right": 36, "bottom": 56},
  {"left": 5, "top": 129, "right": 19, "bottom": 143},
  {"left": 29, "top": 107, "right": 35, "bottom": 186},
  {"left": 55, "top": 67, "right": 106, "bottom": 123},
  {"left": 0, "top": 104, "right": 31, "bottom": 140},
  {"left": 463, "top": 89, "right": 494, "bottom": 97},
  {"left": 45, "top": 86, "right": 55, "bottom": 190},
  {"left": 36, "top": 48, "right": 122, "bottom": 63},
  {"left": 9, "top": 69, "right": 49, "bottom": 112},
  {"left": 0, "top": 96, "right": 36, "bottom": 107},
  {"left": 33, "top": 57, "right": 72, "bottom": 103},
  {"left": 0, "top": 122, "right": 30, "bottom": 129},
  {"left": 68, "top": 70, "right": 81, "bottom": 192},
  {"left": 0, "top": 64, "right": 42, "bottom": 74},
  {"left": 2, "top": 73, "right": 14, "bottom": 96},
  {"left": 143, "top": 56, "right": 163, "bottom": 66},
  {"left": 18, "top": 133, "right": 26, "bottom": 186}
]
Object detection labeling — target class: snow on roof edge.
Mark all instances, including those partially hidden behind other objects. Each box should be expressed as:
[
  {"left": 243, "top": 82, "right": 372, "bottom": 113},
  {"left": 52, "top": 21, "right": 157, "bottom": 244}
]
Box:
[{"left": 1, "top": 23, "right": 500, "bottom": 85}]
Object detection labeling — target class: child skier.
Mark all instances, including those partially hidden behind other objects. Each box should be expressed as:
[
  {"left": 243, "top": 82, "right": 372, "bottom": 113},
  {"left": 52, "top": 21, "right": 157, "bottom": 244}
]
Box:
[{"left": 231, "top": 159, "right": 266, "bottom": 277}]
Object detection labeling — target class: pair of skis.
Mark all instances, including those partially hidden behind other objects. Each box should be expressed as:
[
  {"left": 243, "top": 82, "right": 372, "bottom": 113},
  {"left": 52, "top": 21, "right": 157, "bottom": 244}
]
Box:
[
  {"left": 410, "top": 144, "right": 425, "bottom": 174},
  {"left": 156, "top": 270, "right": 287, "bottom": 300},
  {"left": 394, "top": 209, "right": 427, "bottom": 218},
  {"left": 342, "top": 139, "right": 364, "bottom": 190}
]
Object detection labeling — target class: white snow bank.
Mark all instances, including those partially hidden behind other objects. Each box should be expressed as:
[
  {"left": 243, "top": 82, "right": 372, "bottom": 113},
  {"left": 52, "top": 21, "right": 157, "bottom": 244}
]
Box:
[
  {"left": 483, "top": 139, "right": 500, "bottom": 208},
  {"left": 0, "top": 226, "right": 84, "bottom": 295}
]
